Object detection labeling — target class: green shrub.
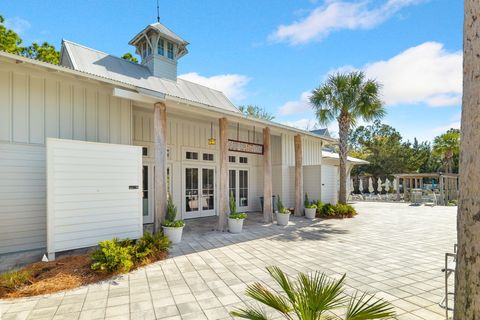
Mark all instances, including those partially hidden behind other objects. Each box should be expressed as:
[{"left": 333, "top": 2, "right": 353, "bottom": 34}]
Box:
[
  {"left": 277, "top": 195, "right": 290, "bottom": 214},
  {"left": 315, "top": 200, "right": 324, "bottom": 213},
  {"left": 0, "top": 269, "right": 32, "bottom": 289},
  {"left": 91, "top": 238, "right": 133, "bottom": 273},
  {"left": 163, "top": 193, "right": 185, "bottom": 228},
  {"left": 134, "top": 232, "right": 170, "bottom": 261},
  {"left": 304, "top": 193, "right": 310, "bottom": 207},
  {"left": 229, "top": 191, "right": 237, "bottom": 214},
  {"left": 305, "top": 203, "right": 317, "bottom": 209},
  {"left": 319, "top": 203, "right": 356, "bottom": 218},
  {"left": 229, "top": 212, "right": 247, "bottom": 219}
]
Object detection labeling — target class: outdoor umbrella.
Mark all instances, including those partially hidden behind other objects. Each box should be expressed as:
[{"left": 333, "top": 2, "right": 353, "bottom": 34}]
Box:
[
  {"left": 384, "top": 178, "right": 391, "bottom": 192},
  {"left": 368, "top": 177, "right": 374, "bottom": 193},
  {"left": 377, "top": 178, "right": 383, "bottom": 193},
  {"left": 350, "top": 178, "right": 355, "bottom": 193},
  {"left": 359, "top": 178, "right": 364, "bottom": 193}
]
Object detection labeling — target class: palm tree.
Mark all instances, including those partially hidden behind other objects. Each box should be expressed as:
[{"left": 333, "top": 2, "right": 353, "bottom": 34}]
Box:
[
  {"left": 432, "top": 129, "right": 460, "bottom": 173},
  {"left": 310, "top": 72, "right": 385, "bottom": 204},
  {"left": 454, "top": 0, "right": 480, "bottom": 317},
  {"left": 231, "top": 266, "right": 395, "bottom": 320}
]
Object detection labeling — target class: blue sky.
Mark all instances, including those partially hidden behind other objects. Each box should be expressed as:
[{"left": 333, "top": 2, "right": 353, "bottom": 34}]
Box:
[{"left": 2, "top": 0, "right": 462, "bottom": 142}]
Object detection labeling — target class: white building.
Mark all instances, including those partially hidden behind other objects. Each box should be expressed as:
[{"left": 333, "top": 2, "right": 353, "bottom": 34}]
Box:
[{"left": 0, "top": 20, "right": 340, "bottom": 268}]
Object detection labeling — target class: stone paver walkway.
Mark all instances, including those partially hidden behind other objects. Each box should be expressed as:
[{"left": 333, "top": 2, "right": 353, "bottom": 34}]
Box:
[{"left": 0, "top": 202, "right": 456, "bottom": 320}]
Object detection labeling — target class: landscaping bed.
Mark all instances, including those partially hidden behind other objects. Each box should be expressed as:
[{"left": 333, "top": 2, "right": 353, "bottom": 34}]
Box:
[
  {"left": 0, "top": 232, "right": 169, "bottom": 299},
  {"left": 316, "top": 203, "right": 357, "bottom": 219}
]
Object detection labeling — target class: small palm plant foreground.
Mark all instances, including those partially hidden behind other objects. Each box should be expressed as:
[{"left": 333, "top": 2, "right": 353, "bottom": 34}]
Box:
[{"left": 231, "top": 266, "right": 395, "bottom": 320}]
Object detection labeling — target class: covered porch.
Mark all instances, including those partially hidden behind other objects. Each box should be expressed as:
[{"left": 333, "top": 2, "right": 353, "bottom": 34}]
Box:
[{"left": 393, "top": 173, "right": 459, "bottom": 205}]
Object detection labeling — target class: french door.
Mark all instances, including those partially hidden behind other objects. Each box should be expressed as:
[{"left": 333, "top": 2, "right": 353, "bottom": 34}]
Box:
[
  {"left": 184, "top": 166, "right": 216, "bottom": 219},
  {"left": 229, "top": 169, "right": 249, "bottom": 212}
]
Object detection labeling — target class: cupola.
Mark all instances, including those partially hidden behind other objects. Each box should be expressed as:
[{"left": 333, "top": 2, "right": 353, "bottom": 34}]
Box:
[{"left": 129, "top": 22, "right": 189, "bottom": 81}]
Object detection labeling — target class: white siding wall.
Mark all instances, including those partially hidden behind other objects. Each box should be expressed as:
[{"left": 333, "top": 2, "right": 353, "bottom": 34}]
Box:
[
  {"left": 47, "top": 139, "right": 142, "bottom": 256},
  {"left": 0, "top": 64, "right": 133, "bottom": 255}
]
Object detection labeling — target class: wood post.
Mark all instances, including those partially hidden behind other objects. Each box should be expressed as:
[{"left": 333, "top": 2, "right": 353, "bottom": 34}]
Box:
[
  {"left": 294, "top": 134, "right": 303, "bottom": 217},
  {"left": 154, "top": 102, "right": 167, "bottom": 233},
  {"left": 396, "top": 176, "right": 400, "bottom": 201},
  {"left": 263, "top": 127, "right": 273, "bottom": 223},
  {"left": 218, "top": 117, "right": 229, "bottom": 231}
]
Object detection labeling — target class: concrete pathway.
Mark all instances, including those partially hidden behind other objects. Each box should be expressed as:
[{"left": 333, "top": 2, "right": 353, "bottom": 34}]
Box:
[{"left": 0, "top": 202, "right": 456, "bottom": 320}]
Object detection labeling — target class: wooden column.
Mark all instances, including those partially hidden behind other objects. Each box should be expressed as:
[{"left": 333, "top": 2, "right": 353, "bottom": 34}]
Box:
[
  {"left": 294, "top": 134, "right": 303, "bottom": 216},
  {"left": 396, "top": 177, "right": 400, "bottom": 201},
  {"left": 263, "top": 127, "right": 273, "bottom": 223},
  {"left": 218, "top": 117, "right": 229, "bottom": 231},
  {"left": 154, "top": 102, "right": 167, "bottom": 233}
]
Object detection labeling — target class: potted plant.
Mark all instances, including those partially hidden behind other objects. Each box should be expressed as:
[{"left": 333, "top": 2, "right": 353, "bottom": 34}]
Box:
[
  {"left": 228, "top": 191, "right": 247, "bottom": 233},
  {"left": 275, "top": 195, "right": 291, "bottom": 226},
  {"left": 162, "top": 194, "right": 185, "bottom": 244},
  {"left": 304, "top": 193, "right": 317, "bottom": 219}
]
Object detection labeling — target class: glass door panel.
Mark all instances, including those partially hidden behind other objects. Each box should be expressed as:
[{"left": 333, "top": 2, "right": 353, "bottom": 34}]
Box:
[
  {"left": 185, "top": 168, "right": 199, "bottom": 213},
  {"left": 239, "top": 170, "right": 248, "bottom": 208},
  {"left": 229, "top": 170, "right": 236, "bottom": 203},
  {"left": 201, "top": 168, "right": 215, "bottom": 216}
]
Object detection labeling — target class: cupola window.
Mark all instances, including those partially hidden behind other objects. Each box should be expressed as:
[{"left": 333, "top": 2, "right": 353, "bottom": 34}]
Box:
[
  {"left": 167, "top": 42, "right": 174, "bottom": 59},
  {"left": 158, "top": 39, "right": 165, "bottom": 56}
]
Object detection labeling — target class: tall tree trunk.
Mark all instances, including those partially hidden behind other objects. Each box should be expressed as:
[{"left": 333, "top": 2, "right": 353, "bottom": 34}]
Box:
[
  {"left": 337, "top": 115, "right": 349, "bottom": 204},
  {"left": 454, "top": 1, "right": 480, "bottom": 317}
]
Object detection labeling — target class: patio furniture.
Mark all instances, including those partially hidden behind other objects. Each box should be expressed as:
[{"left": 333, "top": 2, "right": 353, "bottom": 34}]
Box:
[
  {"left": 411, "top": 189, "right": 423, "bottom": 205},
  {"left": 439, "top": 244, "right": 457, "bottom": 319}
]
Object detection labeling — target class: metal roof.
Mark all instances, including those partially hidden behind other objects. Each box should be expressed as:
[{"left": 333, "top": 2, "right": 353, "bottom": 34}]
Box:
[
  {"left": 322, "top": 150, "right": 369, "bottom": 164},
  {"left": 128, "top": 22, "right": 189, "bottom": 46},
  {"left": 61, "top": 40, "right": 238, "bottom": 113},
  {"left": 310, "top": 128, "right": 330, "bottom": 137}
]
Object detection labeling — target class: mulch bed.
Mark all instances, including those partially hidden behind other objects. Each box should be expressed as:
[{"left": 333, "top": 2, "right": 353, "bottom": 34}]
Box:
[{"left": 0, "top": 251, "right": 167, "bottom": 299}]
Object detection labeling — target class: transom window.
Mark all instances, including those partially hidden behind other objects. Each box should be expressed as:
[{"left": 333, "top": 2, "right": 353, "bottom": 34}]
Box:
[
  {"left": 229, "top": 156, "right": 236, "bottom": 163},
  {"left": 239, "top": 157, "right": 248, "bottom": 164},
  {"left": 157, "top": 39, "right": 164, "bottom": 56},
  {"left": 167, "top": 42, "right": 174, "bottom": 59},
  {"left": 186, "top": 151, "right": 198, "bottom": 160},
  {"left": 203, "top": 153, "right": 214, "bottom": 161}
]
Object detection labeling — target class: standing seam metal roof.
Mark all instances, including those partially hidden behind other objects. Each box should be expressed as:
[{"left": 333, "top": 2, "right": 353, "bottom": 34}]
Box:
[{"left": 61, "top": 40, "right": 239, "bottom": 113}]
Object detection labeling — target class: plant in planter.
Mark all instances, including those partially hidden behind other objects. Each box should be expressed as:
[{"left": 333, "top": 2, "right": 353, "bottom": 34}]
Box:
[
  {"left": 304, "top": 193, "right": 317, "bottom": 219},
  {"left": 275, "top": 195, "right": 291, "bottom": 226},
  {"left": 162, "top": 194, "right": 185, "bottom": 244},
  {"left": 228, "top": 191, "right": 247, "bottom": 233}
]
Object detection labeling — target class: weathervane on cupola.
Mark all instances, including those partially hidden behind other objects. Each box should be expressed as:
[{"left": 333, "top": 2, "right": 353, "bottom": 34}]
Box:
[{"left": 128, "top": 1, "right": 189, "bottom": 81}]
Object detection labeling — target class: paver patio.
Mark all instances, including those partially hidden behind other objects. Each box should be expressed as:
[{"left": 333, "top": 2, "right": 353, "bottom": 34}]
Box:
[{"left": 0, "top": 202, "right": 456, "bottom": 320}]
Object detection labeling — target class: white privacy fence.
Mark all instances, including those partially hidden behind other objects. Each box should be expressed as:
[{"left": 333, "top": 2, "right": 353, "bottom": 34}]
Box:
[{"left": 47, "top": 138, "right": 142, "bottom": 259}]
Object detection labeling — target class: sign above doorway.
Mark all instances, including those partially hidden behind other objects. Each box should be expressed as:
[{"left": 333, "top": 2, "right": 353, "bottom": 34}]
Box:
[{"left": 228, "top": 139, "right": 264, "bottom": 155}]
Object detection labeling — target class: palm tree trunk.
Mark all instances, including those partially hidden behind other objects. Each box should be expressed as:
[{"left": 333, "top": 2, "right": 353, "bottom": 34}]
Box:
[
  {"left": 337, "top": 115, "right": 349, "bottom": 204},
  {"left": 454, "top": 1, "right": 480, "bottom": 317}
]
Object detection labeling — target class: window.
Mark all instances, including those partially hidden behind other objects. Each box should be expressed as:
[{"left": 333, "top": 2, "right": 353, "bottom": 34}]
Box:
[
  {"left": 167, "top": 42, "right": 174, "bottom": 59},
  {"left": 203, "top": 153, "right": 214, "bottom": 161},
  {"left": 239, "top": 157, "right": 248, "bottom": 164},
  {"left": 142, "top": 166, "right": 149, "bottom": 217},
  {"left": 142, "top": 147, "right": 148, "bottom": 156},
  {"left": 186, "top": 151, "right": 198, "bottom": 160},
  {"left": 229, "top": 156, "right": 236, "bottom": 163},
  {"left": 229, "top": 170, "right": 236, "bottom": 203},
  {"left": 157, "top": 39, "right": 164, "bottom": 56}
]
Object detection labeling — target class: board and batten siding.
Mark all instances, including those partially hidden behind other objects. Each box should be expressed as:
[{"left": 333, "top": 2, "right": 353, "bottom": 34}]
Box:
[
  {"left": 47, "top": 139, "right": 142, "bottom": 258},
  {"left": 0, "top": 64, "right": 133, "bottom": 255}
]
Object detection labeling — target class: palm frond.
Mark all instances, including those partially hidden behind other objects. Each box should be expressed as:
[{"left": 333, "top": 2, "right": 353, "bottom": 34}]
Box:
[
  {"left": 266, "top": 266, "right": 296, "bottom": 303},
  {"left": 230, "top": 305, "right": 270, "bottom": 320},
  {"left": 345, "top": 292, "right": 395, "bottom": 320},
  {"left": 245, "top": 282, "right": 293, "bottom": 315}
]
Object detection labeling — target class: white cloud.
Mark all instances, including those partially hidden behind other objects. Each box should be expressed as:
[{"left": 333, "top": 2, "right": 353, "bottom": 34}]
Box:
[
  {"left": 281, "top": 118, "right": 319, "bottom": 131},
  {"left": 269, "top": 0, "right": 425, "bottom": 45},
  {"left": 178, "top": 72, "right": 250, "bottom": 102},
  {"left": 278, "top": 91, "right": 312, "bottom": 115},
  {"left": 361, "top": 42, "right": 462, "bottom": 107},
  {"left": 4, "top": 17, "right": 31, "bottom": 34}
]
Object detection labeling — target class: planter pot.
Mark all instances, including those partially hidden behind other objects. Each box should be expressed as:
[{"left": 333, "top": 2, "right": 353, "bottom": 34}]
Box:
[
  {"left": 276, "top": 212, "right": 291, "bottom": 226},
  {"left": 228, "top": 218, "right": 245, "bottom": 233},
  {"left": 305, "top": 208, "right": 317, "bottom": 219},
  {"left": 162, "top": 226, "right": 184, "bottom": 244}
]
